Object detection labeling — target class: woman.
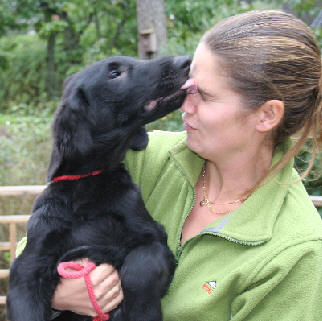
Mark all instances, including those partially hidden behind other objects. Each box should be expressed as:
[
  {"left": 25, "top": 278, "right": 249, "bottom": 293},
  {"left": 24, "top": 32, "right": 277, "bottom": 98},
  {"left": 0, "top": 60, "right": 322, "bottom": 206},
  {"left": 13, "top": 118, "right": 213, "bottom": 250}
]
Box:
[{"left": 23, "top": 9, "right": 322, "bottom": 320}]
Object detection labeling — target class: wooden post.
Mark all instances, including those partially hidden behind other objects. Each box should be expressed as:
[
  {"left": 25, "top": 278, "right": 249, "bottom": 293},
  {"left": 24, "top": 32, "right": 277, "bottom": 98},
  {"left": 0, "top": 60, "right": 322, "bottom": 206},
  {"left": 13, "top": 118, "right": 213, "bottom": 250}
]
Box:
[{"left": 9, "top": 222, "right": 17, "bottom": 262}]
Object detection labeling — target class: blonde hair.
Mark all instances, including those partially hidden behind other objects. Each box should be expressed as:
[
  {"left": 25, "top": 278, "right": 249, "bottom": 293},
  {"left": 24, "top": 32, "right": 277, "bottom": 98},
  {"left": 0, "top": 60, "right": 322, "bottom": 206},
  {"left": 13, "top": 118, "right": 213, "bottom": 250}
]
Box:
[{"left": 203, "top": 10, "right": 321, "bottom": 185}]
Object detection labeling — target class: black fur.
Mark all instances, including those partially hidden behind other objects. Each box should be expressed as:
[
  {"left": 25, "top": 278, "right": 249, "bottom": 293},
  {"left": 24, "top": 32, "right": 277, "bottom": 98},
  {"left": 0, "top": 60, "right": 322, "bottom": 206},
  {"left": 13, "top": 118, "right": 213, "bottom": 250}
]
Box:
[{"left": 7, "top": 55, "right": 190, "bottom": 321}]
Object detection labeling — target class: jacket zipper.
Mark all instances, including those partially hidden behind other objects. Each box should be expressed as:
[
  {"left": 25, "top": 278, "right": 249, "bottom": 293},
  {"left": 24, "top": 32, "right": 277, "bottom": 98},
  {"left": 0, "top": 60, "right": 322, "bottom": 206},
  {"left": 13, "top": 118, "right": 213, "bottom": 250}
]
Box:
[
  {"left": 176, "top": 231, "right": 264, "bottom": 264},
  {"left": 171, "top": 156, "right": 264, "bottom": 262},
  {"left": 176, "top": 208, "right": 264, "bottom": 263},
  {"left": 175, "top": 185, "right": 196, "bottom": 263},
  {"left": 168, "top": 152, "right": 198, "bottom": 263},
  {"left": 201, "top": 232, "right": 265, "bottom": 246}
]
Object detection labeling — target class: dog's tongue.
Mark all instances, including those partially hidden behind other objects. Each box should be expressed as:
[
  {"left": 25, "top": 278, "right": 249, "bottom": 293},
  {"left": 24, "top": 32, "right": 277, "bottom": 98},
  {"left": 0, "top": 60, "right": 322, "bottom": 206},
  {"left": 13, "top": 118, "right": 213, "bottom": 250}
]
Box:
[
  {"left": 181, "top": 78, "right": 195, "bottom": 90},
  {"left": 145, "top": 100, "right": 158, "bottom": 111},
  {"left": 145, "top": 80, "right": 194, "bottom": 111}
]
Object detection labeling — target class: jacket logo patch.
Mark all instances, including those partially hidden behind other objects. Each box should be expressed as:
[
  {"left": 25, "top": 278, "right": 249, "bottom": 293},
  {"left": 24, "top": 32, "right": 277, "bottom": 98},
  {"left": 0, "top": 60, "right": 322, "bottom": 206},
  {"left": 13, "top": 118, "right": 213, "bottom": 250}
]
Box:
[{"left": 202, "top": 281, "right": 217, "bottom": 295}]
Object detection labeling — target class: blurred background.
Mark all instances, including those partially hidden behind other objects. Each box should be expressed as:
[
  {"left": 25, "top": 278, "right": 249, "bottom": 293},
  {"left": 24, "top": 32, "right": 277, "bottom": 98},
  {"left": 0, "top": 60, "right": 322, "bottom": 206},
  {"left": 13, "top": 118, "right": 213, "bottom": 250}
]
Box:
[
  {"left": 0, "top": 0, "right": 321, "bottom": 318},
  {"left": 0, "top": 0, "right": 321, "bottom": 188}
]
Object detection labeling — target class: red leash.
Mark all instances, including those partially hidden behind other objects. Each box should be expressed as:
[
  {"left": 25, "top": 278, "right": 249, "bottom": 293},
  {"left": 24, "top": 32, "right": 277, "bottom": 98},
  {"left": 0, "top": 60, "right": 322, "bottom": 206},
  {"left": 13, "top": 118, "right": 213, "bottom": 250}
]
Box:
[{"left": 57, "top": 262, "right": 109, "bottom": 321}]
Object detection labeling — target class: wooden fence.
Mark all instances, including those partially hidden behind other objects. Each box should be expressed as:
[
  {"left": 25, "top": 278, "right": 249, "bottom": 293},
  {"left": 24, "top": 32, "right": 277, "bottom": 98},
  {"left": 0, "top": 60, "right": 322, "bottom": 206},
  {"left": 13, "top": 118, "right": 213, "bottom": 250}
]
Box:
[
  {"left": 0, "top": 186, "right": 44, "bottom": 305},
  {"left": 0, "top": 185, "right": 321, "bottom": 306}
]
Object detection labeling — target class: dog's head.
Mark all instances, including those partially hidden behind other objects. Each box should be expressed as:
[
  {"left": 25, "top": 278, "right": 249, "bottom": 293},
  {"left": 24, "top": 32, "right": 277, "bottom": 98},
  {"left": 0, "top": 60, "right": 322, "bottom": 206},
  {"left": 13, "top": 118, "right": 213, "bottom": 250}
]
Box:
[{"left": 48, "top": 55, "right": 190, "bottom": 180}]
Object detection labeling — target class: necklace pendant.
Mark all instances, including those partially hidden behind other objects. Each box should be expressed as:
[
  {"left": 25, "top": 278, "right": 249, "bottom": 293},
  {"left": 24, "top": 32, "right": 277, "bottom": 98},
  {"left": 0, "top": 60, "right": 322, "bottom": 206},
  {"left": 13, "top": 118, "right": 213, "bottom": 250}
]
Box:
[{"left": 200, "top": 199, "right": 206, "bottom": 206}]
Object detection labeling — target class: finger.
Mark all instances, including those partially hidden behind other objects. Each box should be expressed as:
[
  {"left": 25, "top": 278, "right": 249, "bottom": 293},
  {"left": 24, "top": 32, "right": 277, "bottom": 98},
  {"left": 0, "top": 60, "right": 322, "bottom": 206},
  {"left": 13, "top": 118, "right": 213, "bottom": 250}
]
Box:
[
  {"left": 101, "top": 286, "right": 124, "bottom": 313},
  {"left": 91, "top": 264, "right": 117, "bottom": 286},
  {"left": 101, "top": 280, "right": 122, "bottom": 304},
  {"left": 86, "top": 281, "right": 122, "bottom": 316},
  {"left": 94, "top": 270, "right": 120, "bottom": 300}
]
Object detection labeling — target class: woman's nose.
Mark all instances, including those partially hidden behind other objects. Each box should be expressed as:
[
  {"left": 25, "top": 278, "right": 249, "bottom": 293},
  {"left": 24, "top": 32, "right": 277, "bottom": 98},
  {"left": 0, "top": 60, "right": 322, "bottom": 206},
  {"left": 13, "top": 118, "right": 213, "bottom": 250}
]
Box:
[
  {"left": 181, "top": 79, "right": 199, "bottom": 114},
  {"left": 181, "top": 94, "right": 196, "bottom": 114}
]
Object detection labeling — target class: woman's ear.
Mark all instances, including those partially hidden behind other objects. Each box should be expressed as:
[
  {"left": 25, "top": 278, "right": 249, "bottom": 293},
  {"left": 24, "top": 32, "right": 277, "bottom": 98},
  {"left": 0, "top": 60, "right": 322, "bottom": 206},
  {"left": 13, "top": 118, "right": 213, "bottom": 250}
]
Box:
[{"left": 256, "top": 100, "right": 284, "bottom": 132}]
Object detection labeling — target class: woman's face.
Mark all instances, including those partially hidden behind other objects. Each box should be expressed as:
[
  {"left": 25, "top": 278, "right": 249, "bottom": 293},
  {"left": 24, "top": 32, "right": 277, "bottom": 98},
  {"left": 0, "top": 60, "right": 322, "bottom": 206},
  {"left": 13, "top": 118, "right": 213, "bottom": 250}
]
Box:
[{"left": 181, "top": 42, "right": 259, "bottom": 161}]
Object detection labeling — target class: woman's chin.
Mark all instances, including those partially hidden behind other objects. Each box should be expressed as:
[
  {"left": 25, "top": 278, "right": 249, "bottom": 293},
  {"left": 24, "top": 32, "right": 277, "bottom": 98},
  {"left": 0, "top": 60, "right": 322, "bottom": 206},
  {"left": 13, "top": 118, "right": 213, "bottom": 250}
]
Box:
[{"left": 185, "top": 136, "right": 201, "bottom": 154}]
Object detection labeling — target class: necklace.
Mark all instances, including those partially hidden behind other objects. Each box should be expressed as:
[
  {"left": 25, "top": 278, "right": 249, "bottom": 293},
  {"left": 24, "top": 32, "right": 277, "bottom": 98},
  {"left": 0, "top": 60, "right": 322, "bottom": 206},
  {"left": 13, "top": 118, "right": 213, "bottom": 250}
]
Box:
[{"left": 200, "top": 165, "right": 249, "bottom": 214}]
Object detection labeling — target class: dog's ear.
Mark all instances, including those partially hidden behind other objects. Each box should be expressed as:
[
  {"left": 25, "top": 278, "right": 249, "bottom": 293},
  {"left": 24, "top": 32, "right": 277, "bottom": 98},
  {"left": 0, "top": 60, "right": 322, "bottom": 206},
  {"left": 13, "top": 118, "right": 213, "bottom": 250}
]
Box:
[
  {"left": 47, "top": 82, "right": 95, "bottom": 181},
  {"left": 47, "top": 144, "right": 61, "bottom": 182},
  {"left": 129, "top": 126, "right": 149, "bottom": 151}
]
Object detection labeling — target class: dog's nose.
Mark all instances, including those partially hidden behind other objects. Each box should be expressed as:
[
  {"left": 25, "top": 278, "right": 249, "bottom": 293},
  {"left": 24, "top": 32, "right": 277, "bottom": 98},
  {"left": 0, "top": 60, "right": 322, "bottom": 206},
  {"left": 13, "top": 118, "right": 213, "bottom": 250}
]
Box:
[{"left": 173, "top": 56, "right": 191, "bottom": 71}]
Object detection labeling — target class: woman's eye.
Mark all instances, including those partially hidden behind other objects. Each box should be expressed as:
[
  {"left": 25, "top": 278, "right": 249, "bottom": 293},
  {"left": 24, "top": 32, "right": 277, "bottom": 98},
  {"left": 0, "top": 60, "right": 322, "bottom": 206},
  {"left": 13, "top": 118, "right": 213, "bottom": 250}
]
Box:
[
  {"left": 109, "top": 70, "right": 122, "bottom": 79},
  {"left": 201, "top": 93, "right": 208, "bottom": 101},
  {"left": 201, "top": 92, "right": 216, "bottom": 102}
]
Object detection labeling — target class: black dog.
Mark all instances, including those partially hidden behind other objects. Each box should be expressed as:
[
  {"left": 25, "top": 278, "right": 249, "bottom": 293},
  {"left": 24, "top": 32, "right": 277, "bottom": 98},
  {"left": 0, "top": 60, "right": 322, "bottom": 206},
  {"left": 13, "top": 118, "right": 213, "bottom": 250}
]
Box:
[{"left": 7, "top": 55, "right": 190, "bottom": 321}]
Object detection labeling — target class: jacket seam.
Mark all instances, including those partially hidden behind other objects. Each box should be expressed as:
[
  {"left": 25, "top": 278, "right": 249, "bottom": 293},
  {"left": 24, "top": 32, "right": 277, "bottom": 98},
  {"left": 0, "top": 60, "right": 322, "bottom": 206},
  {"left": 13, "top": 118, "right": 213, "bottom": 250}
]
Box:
[{"left": 244, "top": 238, "right": 322, "bottom": 290}]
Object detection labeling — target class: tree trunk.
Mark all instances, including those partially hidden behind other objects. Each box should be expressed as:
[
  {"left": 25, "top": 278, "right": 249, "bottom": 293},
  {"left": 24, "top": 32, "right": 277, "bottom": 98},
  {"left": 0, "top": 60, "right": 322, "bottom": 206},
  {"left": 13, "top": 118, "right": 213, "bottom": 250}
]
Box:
[
  {"left": 94, "top": 10, "right": 101, "bottom": 40},
  {"left": 62, "top": 14, "right": 80, "bottom": 54},
  {"left": 41, "top": 4, "right": 58, "bottom": 99},
  {"left": 61, "top": 11, "right": 94, "bottom": 64},
  {"left": 46, "top": 31, "right": 57, "bottom": 99},
  {"left": 136, "top": 0, "right": 167, "bottom": 59}
]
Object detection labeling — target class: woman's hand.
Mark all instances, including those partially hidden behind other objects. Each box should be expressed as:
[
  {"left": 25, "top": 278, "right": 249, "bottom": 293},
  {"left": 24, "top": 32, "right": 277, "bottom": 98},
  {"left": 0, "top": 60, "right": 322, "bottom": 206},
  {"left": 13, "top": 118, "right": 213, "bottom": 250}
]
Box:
[{"left": 52, "top": 258, "right": 123, "bottom": 317}]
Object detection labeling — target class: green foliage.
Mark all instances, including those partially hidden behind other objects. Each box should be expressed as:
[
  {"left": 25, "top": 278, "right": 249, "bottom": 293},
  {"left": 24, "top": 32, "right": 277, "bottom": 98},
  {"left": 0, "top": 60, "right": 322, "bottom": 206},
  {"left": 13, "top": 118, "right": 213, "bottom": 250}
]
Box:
[
  {"left": 284, "top": 0, "right": 322, "bottom": 47},
  {"left": 0, "top": 110, "right": 181, "bottom": 192},
  {"left": 0, "top": 37, "right": 16, "bottom": 70},
  {"left": 295, "top": 141, "right": 322, "bottom": 196},
  {"left": 0, "top": 34, "right": 59, "bottom": 114},
  {"left": 166, "top": 0, "right": 246, "bottom": 56},
  {"left": 2, "top": 0, "right": 321, "bottom": 114},
  {"left": 0, "top": 115, "right": 52, "bottom": 186},
  {"left": 0, "top": 1, "right": 18, "bottom": 35},
  {"left": 0, "top": 0, "right": 139, "bottom": 112},
  {"left": 287, "top": 0, "right": 321, "bottom": 16},
  {"left": 147, "top": 110, "right": 183, "bottom": 132},
  {"left": 38, "top": 19, "right": 68, "bottom": 37},
  {"left": 295, "top": 141, "right": 322, "bottom": 216}
]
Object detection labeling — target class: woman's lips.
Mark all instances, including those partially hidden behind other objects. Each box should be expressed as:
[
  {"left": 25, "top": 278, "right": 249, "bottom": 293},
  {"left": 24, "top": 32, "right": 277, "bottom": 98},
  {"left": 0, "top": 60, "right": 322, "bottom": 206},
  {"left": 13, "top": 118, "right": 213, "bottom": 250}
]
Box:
[
  {"left": 183, "top": 121, "right": 197, "bottom": 131},
  {"left": 182, "top": 112, "right": 197, "bottom": 131}
]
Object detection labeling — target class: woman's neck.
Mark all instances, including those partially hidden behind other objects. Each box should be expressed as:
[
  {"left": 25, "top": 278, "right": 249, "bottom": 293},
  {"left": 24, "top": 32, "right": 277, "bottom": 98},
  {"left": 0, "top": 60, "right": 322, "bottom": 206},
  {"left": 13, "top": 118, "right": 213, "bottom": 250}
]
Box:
[{"left": 205, "top": 143, "right": 273, "bottom": 202}]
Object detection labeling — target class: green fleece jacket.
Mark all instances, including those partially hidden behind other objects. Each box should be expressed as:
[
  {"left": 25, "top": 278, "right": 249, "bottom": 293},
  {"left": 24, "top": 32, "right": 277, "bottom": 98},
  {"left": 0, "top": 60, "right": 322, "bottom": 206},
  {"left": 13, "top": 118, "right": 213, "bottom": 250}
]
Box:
[
  {"left": 123, "top": 130, "right": 322, "bottom": 321},
  {"left": 16, "top": 131, "right": 322, "bottom": 321}
]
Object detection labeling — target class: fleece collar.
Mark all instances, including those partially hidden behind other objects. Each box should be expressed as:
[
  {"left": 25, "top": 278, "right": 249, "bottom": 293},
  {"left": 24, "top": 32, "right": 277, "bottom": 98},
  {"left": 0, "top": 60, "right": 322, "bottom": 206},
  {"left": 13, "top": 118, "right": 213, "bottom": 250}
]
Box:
[{"left": 169, "top": 135, "right": 294, "bottom": 245}]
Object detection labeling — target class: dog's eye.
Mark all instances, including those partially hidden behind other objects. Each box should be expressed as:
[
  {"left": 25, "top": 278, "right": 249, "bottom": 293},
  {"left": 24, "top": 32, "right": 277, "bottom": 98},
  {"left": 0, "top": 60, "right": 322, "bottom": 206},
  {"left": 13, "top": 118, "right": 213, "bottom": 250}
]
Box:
[{"left": 109, "top": 70, "right": 122, "bottom": 79}]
